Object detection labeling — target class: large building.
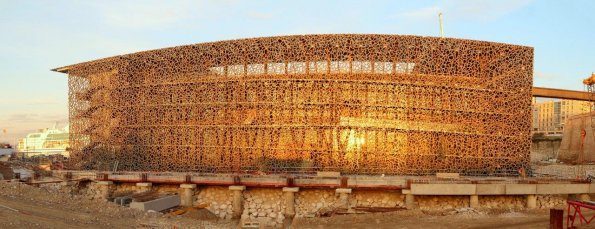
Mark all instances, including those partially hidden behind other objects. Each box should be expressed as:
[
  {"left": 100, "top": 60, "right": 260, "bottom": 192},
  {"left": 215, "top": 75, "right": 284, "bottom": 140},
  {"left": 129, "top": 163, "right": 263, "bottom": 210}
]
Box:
[
  {"left": 532, "top": 99, "right": 591, "bottom": 135},
  {"left": 53, "top": 34, "right": 533, "bottom": 175}
]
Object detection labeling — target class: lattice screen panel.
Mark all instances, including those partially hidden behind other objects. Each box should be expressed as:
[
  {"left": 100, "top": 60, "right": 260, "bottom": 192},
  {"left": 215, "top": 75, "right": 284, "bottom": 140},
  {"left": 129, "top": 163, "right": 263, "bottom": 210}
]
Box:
[{"left": 58, "top": 34, "right": 533, "bottom": 175}]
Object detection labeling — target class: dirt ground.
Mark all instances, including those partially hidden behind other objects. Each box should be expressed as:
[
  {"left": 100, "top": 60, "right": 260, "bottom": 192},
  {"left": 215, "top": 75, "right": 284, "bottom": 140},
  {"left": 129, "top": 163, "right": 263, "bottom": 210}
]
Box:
[
  {"left": 2, "top": 180, "right": 595, "bottom": 229},
  {"left": 0, "top": 181, "right": 235, "bottom": 229},
  {"left": 292, "top": 208, "right": 595, "bottom": 229}
]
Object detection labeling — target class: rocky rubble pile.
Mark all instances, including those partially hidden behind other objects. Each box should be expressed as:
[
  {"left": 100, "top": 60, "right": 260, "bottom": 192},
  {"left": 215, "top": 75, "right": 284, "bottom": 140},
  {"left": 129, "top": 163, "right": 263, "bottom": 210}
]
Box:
[
  {"left": 195, "top": 186, "right": 234, "bottom": 219},
  {"left": 352, "top": 190, "right": 404, "bottom": 208},
  {"left": 295, "top": 189, "right": 339, "bottom": 217},
  {"left": 241, "top": 188, "right": 286, "bottom": 228},
  {"left": 417, "top": 195, "right": 470, "bottom": 210},
  {"left": 479, "top": 196, "right": 525, "bottom": 209},
  {"left": 536, "top": 195, "right": 566, "bottom": 209}
]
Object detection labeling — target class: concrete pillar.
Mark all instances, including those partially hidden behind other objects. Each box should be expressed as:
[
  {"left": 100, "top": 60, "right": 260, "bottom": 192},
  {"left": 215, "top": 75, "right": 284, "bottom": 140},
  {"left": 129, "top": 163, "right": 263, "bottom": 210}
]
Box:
[
  {"left": 282, "top": 187, "right": 299, "bottom": 218},
  {"left": 469, "top": 195, "right": 479, "bottom": 208},
  {"left": 335, "top": 188, "right": 352, "bottom": 209},
  {"left": 403, "top": 189, "right": 415, "bottom": 209},
  {"left": 229, "top": 185, "right": 246, "bottom": 219},
  {"left": 97, "top": 181, "right": 114, "bottom": 200},
  {"left": 136, "top": 182, "right": 152, "bottom": 193},
  {"left": 578, "top": 193, "right": 591, "bottom": 201},
  {"left": 526, "top": 194, "right": 537, "bottom": 209},
  {"left": 180, "top": 184, "right": 197, "bottom": 207}
]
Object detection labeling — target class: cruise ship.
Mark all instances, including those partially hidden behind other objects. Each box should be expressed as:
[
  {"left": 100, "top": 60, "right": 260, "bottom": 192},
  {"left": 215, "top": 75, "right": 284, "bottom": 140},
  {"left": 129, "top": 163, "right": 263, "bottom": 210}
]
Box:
[{"left": 17, "top": 124, "right": 69, "bottom": 158}]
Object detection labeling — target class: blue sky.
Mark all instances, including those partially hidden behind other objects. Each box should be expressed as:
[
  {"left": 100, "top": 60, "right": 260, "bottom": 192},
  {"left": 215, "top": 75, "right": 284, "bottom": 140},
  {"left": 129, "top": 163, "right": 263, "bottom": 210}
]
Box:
[{"left": 0, "top": 0, "right": 594, "bottom": 144}]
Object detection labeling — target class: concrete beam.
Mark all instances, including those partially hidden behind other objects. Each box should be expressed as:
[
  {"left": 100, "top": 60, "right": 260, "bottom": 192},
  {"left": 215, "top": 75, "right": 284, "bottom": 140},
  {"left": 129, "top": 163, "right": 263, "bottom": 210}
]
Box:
[
  {"left": 130, "top": 195, "right": 180, "bottom": 212},
  {"left": 317, "top": 171, "right": 341, "bottom": 178},
  {"left": 180, "top": 184, "right": 197, "bottom": 189},
  {"left": 240, "top": 177, "right": 286, "bottom": 186},
  {"left": 411, "top": 184, "right": 475, "bottom": 195},
  {"left": 180, "top": 184, "right": 197, "bottom": 207},
  {"left": 588, "top": 184, "right": 595, "bottom": 193},
  {"left": 505, "top": 184, "right": 536, "bottom": 195},
  {"left": 532, "top": 87, "right": 593, "bottom": 101},
  {"left": 335, "top": 188, "right": 352, "bottom": 194},
  {"left": 283, "top": 187, "right": 299, "bottom": 218},
  {"left": 477, "top": 184, "right": 505, "bottom": 195},
  {"left": 536, "top": 184, "right": 589, "bottom": 194},
  {"left": 405, "top": 193, "right": 415, "bottom": 209},
  {"left": 229, "top": 185, "right": 246, "bottom": 191},
  {"left": 526, "top": 195, "right": 537, "bottom": 209},
  {"left": 191, "top": 175, "right": 235, "bottom": 185},
  {"left": 347, "top": 176, "right": 407, "bottom": 189},
  {"left": 294, "top": 178, "right": 340, "bottom": 187},
  {"left": 282, "top": 187, "right": 299, "bottom": 192},
  {"left": 229, "top": 185, "right": 246, "bottom": 219},
  {"left": 469, "top": 195, "right": 479, "bottom": 208}
]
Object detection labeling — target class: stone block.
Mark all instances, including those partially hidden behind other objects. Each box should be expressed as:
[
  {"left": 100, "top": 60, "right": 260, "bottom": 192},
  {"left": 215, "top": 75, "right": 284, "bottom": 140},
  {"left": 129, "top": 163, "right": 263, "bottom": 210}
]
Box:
[
  {"left": 405, "top": 194, "right": 415, "bottom": 209},
  {"left": 476, "top": 184, "right": 505, "bottom": 195},
  {"left": 469, "top": 195, "right": 479, "bottom": 208},
  {"left": 526, "top": 194, "right": 536, "bottom": 209},
  {"left": 180, "top": 184, "right": 197, "bottom": 189},
  {"left": 282, "top": 187, "right": 299, "bottom": 192},
  {"left": 401, "top": 189, "right": 411, "bottom": 194},
  {"left": 410, "top": 184, "right": 475, "bottom": 195},
  {"left": 130, "top": 195, "right": 180, "bottom": 212},
  {"left": 536, "top": 184, "right": 589, "bottom": 194},
  {"left": 335, "top": 188, "right": 352, "bottom": 194},
  {"left": 316, "top": 171, "right": 341, "bottom": 178},
  {"left": 97, "top": 181, "right": 113, "bottom": 185},
  {"left": 136, "top": 182, "right": 152, "bottom": 187},
  {"left": 229, "top": 185, "right": 246, "bottom": 191}
]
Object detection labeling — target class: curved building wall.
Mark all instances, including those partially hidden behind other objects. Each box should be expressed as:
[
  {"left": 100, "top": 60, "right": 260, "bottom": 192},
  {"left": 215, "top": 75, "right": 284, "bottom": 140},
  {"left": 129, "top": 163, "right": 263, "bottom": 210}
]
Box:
[{"left": 59, "top": 34, "right": 533, "bottom": 175}]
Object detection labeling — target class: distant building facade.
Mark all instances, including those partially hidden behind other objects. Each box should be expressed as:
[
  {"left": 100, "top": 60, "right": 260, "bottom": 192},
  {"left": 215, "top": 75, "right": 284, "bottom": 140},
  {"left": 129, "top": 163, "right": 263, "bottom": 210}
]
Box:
[
  {"left": 532, "top": 99, "right": 591, "bottom": 135},
  {"left": 17, "top": 125, "right": 69, "bottom": 157}
]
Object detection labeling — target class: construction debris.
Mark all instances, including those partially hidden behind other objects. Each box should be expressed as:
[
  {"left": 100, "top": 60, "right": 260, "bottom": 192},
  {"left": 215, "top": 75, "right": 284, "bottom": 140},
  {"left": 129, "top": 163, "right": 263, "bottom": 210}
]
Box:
[{"left": 130, "top": 194, "right": 181, "bottom": 212}]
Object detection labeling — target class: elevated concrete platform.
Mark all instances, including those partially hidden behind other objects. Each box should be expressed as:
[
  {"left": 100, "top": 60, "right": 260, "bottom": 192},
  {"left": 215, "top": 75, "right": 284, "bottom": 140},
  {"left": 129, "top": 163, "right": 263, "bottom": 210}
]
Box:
[
  {"left": 410, "top": 183, "right": 594, "bottom": 195},
  {"left": 54, "top": 170, "right": 593, "bottom": 195}
]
